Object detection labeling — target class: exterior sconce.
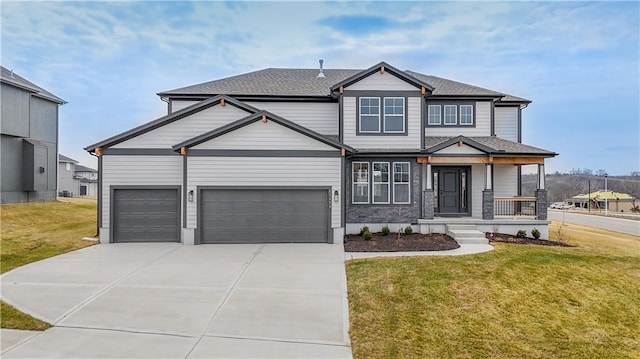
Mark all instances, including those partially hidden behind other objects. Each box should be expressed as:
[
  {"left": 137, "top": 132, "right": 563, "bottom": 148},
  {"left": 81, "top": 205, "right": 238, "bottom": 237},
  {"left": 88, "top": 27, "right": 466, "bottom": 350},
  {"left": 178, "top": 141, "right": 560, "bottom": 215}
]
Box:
[
  {"left": 333, "top": 190, "right": 339, "bottom": 203},
  {"left": 39, "top": 167, "right": 45, "bottom": 173},
  {"left": 188, "top": 190, "right": 194, "bottom": 202}
]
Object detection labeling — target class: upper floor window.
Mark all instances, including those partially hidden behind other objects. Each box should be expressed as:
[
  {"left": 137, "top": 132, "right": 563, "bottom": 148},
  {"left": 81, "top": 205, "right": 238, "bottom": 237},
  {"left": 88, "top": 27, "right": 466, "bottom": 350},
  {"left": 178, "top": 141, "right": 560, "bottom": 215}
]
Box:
[
  {"left": 460, "top": 105, "right": 473, "bottom": 125},
  {"left": 428, "top": 105, "right": 441, "bottom": 125},
  {"left": 427, "top": 104, "right": 475, "bottom": 126},
  {"left": 65, "top": 163, "right": 71, "bottom": 171},
  {"left": 444, "top": 105, "right": 457, "bottom": 125},
  {"left": 359, "top": 97, "right": 405, "bottom": 134},
  {"left": 359, "top": 98, "right": 380, "bottom": 133}
]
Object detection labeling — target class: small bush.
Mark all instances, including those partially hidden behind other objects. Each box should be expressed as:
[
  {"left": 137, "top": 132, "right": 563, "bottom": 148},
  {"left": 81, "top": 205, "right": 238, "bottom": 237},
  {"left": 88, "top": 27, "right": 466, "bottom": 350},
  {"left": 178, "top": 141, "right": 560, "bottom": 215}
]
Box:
[
  {"left": 381, "top": 225, "right": 390, "bottom": 236},
  {"left": 362, "top": 230, "right": 372, "bottom": 241},
  {"left": 404, "top": 226, "right": 413, "bottom": 235},
  {"left": 359, "top": 226, "right": 370, "bottom": 236},
  {"left": 531, "top": 228, "right": 541, "bottom": 239},
  {"left": 516, "top": 230, "right": 527, "bottom": 238}
]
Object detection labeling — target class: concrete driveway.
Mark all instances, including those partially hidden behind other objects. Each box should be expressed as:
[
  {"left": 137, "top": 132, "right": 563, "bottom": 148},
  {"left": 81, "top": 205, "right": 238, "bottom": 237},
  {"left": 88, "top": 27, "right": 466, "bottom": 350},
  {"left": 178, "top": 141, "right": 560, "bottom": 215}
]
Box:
[{"left": 1, "top": 243, "right": 352, "bottom": 358}]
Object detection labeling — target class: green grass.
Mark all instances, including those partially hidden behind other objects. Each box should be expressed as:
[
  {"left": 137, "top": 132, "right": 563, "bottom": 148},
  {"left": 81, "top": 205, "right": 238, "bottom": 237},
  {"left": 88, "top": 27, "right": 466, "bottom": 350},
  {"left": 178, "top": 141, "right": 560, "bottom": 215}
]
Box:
[
  {"left": 1, "top": 199, "right": 97, "bottom": 330},
  {"left": 346, "top": 222, "right": 640, "bottom": 358}
]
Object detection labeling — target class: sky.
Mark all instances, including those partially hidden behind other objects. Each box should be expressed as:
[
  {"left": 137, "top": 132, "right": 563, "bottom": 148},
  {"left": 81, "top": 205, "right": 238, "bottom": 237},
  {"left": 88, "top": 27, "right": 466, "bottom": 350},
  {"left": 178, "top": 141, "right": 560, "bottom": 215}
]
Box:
[{"left": 1, "top": 1, "right": 638, "bottom": 175}]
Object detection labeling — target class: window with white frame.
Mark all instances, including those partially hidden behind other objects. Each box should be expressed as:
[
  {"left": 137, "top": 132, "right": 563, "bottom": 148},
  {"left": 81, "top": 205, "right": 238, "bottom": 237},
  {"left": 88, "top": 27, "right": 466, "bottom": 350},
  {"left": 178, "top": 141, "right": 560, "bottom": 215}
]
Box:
[
  {"left": 372, "top": 162, "right": 390, "bottom": 204},
  {"left": 359, "top": 98, "right": 380, "bottom": 133},
  {"left": 460, "top": 105, "right": 473, "bottom": 125},
  {"left": 393, "top": 162, "right": 410, "bottom": 204},
  {"left": 428, "top": 105, "right": 441, "bottom": 125},
  {"left": 65, "top": 163, "right": 71, "bottom": 171},
  {"left": 444, "top": 105, "right": 457, "bottom": 125},
  {"left": 383, "top": 97, "right": 405, "bottom": 132},
  {"left": 352, "top": 162, "right": 369, "bottom": 204}
]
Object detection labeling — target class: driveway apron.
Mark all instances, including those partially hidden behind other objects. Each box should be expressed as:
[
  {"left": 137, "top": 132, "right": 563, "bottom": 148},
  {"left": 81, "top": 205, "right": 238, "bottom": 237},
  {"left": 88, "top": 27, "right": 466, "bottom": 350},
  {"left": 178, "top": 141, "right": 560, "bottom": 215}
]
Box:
[{"left": 1, "top": 243, "right": 352, "bottom": 358}]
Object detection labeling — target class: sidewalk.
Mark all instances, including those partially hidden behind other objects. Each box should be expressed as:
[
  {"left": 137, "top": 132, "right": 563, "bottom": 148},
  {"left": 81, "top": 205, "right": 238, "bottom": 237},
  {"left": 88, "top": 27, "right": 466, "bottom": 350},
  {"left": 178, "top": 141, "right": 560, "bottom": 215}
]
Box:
[{"left": 345, "top": 243, "right": 494, "bottom": 260}]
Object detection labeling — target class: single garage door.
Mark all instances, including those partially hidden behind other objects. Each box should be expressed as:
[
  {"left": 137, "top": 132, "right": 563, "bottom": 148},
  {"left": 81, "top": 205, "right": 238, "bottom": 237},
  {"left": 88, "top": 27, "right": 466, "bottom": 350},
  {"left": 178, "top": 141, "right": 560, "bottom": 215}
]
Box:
[
  {"left": 112, "top": 188, "right": 180, "bottom": 243},
  {"left": 200, "top": 188, "right": 330, "bottom": 243}
]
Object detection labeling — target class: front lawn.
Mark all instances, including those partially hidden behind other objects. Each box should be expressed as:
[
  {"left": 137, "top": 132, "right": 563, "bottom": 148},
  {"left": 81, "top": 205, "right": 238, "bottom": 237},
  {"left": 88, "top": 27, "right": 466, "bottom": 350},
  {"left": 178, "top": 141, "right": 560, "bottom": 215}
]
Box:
[
  {"left": 346, "top": 221, "right": 640, "bottom": 358},
  {"left": 1, "top": 199, "right": 98, "bottom": 330}
]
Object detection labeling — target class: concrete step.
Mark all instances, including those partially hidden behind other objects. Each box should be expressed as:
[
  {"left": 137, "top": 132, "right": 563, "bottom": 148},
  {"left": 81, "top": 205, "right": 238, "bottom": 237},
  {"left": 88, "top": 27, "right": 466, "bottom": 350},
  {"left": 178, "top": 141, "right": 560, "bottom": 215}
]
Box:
[
  {"left": 446, "top": 224, "right": 478, "bottom": 231},
  {"left": 446, "top": 228, "right": 489, "bottom": 245},
  {"left": 454, "top": 237, "right": 489, "bottom": 245}
]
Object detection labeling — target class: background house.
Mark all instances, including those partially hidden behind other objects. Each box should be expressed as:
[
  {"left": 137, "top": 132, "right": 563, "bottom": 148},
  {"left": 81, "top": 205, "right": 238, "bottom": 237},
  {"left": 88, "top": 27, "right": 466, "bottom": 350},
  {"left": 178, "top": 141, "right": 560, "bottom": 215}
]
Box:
[
  {"left": 1, "top": 66, "right": 65, "bottom": 203},
  {"left": 567, "top": 190, "right": 638, "bottom": 213},
  {"left": 74, "top": 164, "right": 98, "bottom": 196},
  {"left": 58, "top": 154, "right": 81, "bottom": 197}
]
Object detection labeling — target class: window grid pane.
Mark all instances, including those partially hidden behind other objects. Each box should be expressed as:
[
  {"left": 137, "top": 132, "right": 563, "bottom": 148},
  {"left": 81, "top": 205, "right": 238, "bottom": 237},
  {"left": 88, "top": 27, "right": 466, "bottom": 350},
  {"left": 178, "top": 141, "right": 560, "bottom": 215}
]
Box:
[
  {"left": 393, "top": 162, "right": 411, "bottom": 204},
  {"left": 444, "top": 105, "right": 457, "bottom": 125},
  {"left": 428, "top": 105, "right": 441, "bottom": 125},
  {"left": 352, "top": 162, "right": 369, "bottom": 204},
  {"left": 383, "top": 97, "right": 405, "bottom": 133},
  {"left": 460, "top": 105, "right": 473, "bottom": 125},
  {"left": 359, "top": 98, "right": 380, "bottom": 132},
  {"left": 372, "top": 162, "right": 390, "bottom": 203}
]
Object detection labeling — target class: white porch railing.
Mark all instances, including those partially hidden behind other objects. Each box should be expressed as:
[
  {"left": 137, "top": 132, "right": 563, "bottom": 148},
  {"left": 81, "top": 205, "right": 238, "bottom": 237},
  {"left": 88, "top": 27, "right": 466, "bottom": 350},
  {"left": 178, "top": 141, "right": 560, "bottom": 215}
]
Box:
[{"left": 494, "top": 197, "right": 537, "bottom": 218}]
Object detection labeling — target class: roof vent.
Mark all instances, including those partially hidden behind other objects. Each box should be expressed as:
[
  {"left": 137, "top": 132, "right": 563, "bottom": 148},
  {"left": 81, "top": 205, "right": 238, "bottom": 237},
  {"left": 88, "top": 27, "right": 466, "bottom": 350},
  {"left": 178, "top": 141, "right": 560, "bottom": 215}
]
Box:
[
  {"left": 9, "top": 69, "right": 14, "bottom": 78},
  {"left": 317, "top": 59, "right": 326, "bottom": 78}
]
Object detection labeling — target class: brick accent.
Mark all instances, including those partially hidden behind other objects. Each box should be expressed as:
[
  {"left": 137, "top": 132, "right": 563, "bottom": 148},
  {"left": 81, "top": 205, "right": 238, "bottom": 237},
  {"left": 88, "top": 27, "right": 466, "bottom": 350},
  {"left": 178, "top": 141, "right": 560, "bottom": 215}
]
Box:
[
  {"left": 536, "top": 189, "right": 547, "bottom": 220},
  {"left": 422, "top": 190, "right": 434, "bottom": 219},
  {"left": 482, "top": 189, "right": 494, "bottom": 220}
]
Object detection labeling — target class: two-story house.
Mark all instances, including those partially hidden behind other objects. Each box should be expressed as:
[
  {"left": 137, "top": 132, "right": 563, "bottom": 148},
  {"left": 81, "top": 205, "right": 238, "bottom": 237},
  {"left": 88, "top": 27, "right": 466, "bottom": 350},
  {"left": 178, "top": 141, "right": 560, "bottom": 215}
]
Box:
[
  {"left": 1, "top": 66, "right": 65, "bottom": 203},
  {"left": 74, "top": 164, "right": 98, "bottom": 196},
  {"left": 85, "top": 61, "right": 556, "bottom": 244},
  {"left": 58, "top": 154, "right": 81, "bottom": 196}
]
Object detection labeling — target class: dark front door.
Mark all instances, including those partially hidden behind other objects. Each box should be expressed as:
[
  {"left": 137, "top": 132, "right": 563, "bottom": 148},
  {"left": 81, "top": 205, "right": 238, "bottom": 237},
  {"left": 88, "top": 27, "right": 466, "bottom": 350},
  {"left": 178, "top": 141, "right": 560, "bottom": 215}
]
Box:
[{"left": 434, "top": 166, "right": 470, "bottom": 215}]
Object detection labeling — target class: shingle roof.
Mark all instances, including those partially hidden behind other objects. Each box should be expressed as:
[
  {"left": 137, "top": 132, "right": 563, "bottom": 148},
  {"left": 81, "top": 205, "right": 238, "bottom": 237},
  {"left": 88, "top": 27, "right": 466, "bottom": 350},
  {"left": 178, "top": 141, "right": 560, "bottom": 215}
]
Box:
[
  {"left": 0, "top": 66, "right": 66, "bottom": 104},
  {"left": 75, "top": 164, "right": 97, "bottom": 172},
  {"left": 59, "top": 154, "right": 78, "bottom": 163},
  {"left": 571, "top": 190, "right": 635, "bottom": 201},
  {"left": 424, "top": 136, "right": 556, "bottom": 156},
  {"left": 158, "top": 66, "right": 530, "bottom": 102}
]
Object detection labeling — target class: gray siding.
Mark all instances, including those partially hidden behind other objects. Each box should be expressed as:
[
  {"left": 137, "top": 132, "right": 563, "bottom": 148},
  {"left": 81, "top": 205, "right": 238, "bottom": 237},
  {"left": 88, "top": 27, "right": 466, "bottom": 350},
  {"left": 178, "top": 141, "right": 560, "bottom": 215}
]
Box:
[
  {"left": 186, "top": 157, "right": 341, "bottom": 229},
  {"left": 170, "top": 100, "right": 200, "bottom": 113},
  {"left": 346, "top": 72, "right": 418, "bottom": 91},
  {"left": 1, "top": 83, "right": 30, "bottom": 137},
  {"left": 112, "top": 104, "right": 251, "bottom": 148},
  {"left": 343, "top": 96, "right": 422, "bottom": 149},
  {"left": 245, "top": 101, "right": 338, "bottom": 135},
  {"left": 101, "top": 155, "right": 183, "bottom": 229},
  {"left": 192, "top": 119, "right": 335, "bottom": 150},
  {"left": 29, "top": 97, "right": 58, "bottom": 143},
  {"left": 494, "top": 106, "right": 519, "bottom": 141},
  {"left": 345, "top": 158, "right": 421, "bottom": 223},
  {"left": 494, "top": 165, "right": 518, "bottom": 197},
  {"left": 58, "top": 162, "right": 80, "bottom": 195}
]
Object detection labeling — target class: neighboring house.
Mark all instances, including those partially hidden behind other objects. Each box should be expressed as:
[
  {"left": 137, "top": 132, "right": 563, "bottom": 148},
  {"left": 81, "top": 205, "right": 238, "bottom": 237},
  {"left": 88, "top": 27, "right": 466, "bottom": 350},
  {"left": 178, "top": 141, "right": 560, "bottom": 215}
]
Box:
[
  {"left": 568, "top": 190, "right": 638, "bottom": 213},
  {"left": 75, "top": 164, "right": 98, "bottom": 196},
  {"left": 58, "top": 154, "right": 81, "bottom": 196},
  {"left": 1, "top": 66, "right": 65, "bottom": 203},
  {"left": 85, "top": 61, "right": 556, "bottom": 244}
]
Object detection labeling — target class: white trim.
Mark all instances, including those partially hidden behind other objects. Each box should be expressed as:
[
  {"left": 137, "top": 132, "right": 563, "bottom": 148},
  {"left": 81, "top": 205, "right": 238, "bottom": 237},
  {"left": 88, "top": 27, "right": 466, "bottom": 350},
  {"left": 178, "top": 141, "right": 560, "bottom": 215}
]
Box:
[
  {"left": 372, "top": 162, "right": 390, "bottom": 204},
  {"left": 444, "top": 105, "right": 457, "bottom": 125},
  {"left": 358, "top": 97, "right": 381, "bottom": 133},
  {"left": 393, "top": 162, "right": 411, "bottom": 204},
  {"left": 383, "top": 97, "right": 405, "bottom": 133},
  {"left": 460, "top": 105, "right": 473, "bottom": 125},
  {"left": 428, "top": 105, "right": 441, "bottom": 125},
  {"left": 352, "top": 162, "right": 370, "bottom": 204}
]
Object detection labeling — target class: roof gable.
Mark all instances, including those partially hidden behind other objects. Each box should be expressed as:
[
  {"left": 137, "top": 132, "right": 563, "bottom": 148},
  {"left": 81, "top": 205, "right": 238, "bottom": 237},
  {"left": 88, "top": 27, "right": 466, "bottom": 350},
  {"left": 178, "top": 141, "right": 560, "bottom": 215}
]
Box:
[
  {"left": 330, "top": 62, "right": 434, "bottom": 94},
  {"left": 424, "top": 136, "right": 557, "bottom": 156},
  {"left": 85, "top": 95, "right": 259, "bottom": 152},
  {"left": 173, "top": 111, "right": 353, "bottom": 153},
  {"left": 1, "top": 66, "right": 66, "bottom": 104}
]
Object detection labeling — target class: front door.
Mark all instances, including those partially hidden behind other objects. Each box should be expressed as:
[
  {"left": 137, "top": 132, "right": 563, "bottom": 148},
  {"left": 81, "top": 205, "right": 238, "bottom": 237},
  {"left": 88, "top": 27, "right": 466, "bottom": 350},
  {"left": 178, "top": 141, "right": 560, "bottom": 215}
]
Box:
[{"left": 433, "top": 166, "right": 470, "bottom": 215}]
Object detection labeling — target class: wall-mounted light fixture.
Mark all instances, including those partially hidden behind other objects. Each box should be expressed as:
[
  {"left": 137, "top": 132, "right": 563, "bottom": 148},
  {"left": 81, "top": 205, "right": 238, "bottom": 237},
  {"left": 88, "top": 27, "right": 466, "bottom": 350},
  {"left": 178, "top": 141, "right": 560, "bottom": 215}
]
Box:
[
  {"left": 333, "top": 190, "right": 339, "bottom": 203},
  {"left": 39, "top": 167, "right": 45, "bottom": 173},
  {"left": 188, "top": 190, "right": 194, "bottom": 202}
]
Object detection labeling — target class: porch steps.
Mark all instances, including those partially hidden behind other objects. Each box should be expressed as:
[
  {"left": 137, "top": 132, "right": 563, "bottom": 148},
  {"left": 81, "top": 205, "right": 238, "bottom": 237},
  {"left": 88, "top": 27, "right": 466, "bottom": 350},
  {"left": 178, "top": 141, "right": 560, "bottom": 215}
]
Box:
[{"left": 446, "top": 224, "right": 489, "bottom": 245}]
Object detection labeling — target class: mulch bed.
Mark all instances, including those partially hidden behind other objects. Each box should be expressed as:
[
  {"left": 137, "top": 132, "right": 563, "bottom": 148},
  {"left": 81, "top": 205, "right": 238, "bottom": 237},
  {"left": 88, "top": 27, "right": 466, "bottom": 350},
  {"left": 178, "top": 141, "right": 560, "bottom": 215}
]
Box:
[
  {"left": 487, "top": 233, "right": 575, "bottom": 247},
  {"left": 344, "top": 232, "right": 460, "bottom": 252}
]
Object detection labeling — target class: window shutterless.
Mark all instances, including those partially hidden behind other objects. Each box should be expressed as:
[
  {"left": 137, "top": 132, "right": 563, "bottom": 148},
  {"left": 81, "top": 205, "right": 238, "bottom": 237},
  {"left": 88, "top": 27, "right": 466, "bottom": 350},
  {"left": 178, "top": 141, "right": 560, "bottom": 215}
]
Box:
[
  {"left": 460, "top": 105, "right": 473, "bottom": 125},
  {"left": 383, "top": 97, "right": 405, "bottom": 133},
  {"left": 372, "top": 162, "right": 390, "bottom": 204},
  {"left": 352, "top": 162, "right": 370, "bottom": 204},
  {"left": 359, "top": 97, "right": 380, "bottom": 133},
  {"left": 444, "top": 105, "right": 457, "bottom": 125},
  {"left": 393, "top": 162, "right": 410, "bottom": 204},
  {"left": 428, "top": 105, "right": 441, "bottom": 125}
]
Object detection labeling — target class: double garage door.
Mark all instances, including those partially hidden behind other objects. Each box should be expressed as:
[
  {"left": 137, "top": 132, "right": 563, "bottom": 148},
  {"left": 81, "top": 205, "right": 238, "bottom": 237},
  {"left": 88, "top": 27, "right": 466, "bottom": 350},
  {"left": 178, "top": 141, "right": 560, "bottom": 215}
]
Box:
[{"left": 112, "top": 188, "right": 330, "bottom": 243}]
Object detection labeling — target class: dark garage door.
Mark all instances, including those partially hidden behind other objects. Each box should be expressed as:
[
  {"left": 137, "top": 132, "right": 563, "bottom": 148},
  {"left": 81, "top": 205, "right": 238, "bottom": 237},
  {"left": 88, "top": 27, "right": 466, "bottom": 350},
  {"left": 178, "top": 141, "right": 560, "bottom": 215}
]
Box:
[
  {"left": 112, "top": 188, "right": 180, "bottom": 243},
  {"left": 200, "top": 188, "right": 330, "bottom": 243}
]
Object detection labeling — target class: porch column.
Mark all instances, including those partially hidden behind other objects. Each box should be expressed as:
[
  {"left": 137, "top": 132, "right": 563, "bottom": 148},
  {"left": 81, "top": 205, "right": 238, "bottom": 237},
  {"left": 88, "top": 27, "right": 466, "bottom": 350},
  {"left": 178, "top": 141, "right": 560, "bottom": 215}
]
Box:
[
  {"left": 483, "top": 163, "right": 494, "bottom": 220},
  {"left": 422, "top": 163, "right": 434, "bottom": 219},
  {"left": 536, "top": 163, "right": 547, "bottom": 220}
]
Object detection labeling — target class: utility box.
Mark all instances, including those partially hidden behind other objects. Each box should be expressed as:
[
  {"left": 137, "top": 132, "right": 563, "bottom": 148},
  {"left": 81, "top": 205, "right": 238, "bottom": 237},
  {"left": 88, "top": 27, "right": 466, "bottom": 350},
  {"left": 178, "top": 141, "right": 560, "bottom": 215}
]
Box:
[{"left": 22, "top": 139, "right": 48, "bottom": 192}]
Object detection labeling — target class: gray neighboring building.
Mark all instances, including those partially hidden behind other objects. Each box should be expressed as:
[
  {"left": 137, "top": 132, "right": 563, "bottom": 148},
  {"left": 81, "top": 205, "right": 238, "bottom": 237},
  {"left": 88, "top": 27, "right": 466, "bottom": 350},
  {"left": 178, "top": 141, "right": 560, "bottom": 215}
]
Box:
[
  {"left": 74, "top": 164, "right": 98, "bottom": 196},
  {"left": 1, "top": 66, "right": 65, "bottom": 203},
  {"left": 58, "top": 154, "right": 81, "bottom": 197}
]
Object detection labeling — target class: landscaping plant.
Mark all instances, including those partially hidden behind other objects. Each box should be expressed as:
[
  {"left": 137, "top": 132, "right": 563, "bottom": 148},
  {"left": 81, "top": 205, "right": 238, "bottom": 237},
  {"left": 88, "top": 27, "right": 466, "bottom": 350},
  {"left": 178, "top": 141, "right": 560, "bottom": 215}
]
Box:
[
  {"left": 381, "top": 225, "right": 390, "bottom": 236},
  {"left": 362, "top": 230, "right": 372, "bottom": 241},
  {"left": 531, "top": 228, "right": 541, "bottom": 239},
  {"left": 516, "top": 229, "right": 527, "bottom": 238},
  {"left": 404, "top": 226, "right": 413, "bottom": 235}
]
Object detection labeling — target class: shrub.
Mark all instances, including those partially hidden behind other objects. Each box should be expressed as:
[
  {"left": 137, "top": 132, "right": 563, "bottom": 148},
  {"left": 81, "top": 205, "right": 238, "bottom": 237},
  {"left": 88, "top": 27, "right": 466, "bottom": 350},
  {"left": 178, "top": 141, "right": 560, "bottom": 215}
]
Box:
[
  {"left": 381, "top": 225, "right": 390, "bottom": 236},
  {"left": 531, "top": 228, "right": 541, "bottom": 239},
  {"left": 516, "top": 230, "right": 527, "bottom": 238},
  {"left": 362, "top": 230, "right": 372, "bottom": 241},
  {"left": 359, "top": 226, "right": 370, "bottom": 236},
  {"left": 404, "top": 226, "right": 413, "bottom": 235}
]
